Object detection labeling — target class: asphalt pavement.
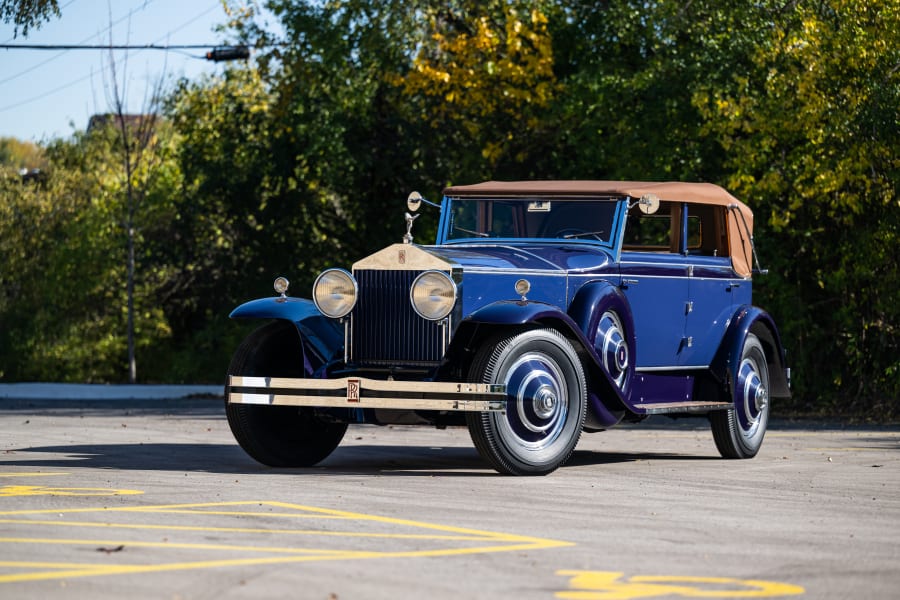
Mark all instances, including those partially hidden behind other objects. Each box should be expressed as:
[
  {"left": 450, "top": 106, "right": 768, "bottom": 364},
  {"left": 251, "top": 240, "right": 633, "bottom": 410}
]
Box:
[
  {"left": 0, "top": 382, "right": 222, "bottom": 401},
  {"left": 1, "top": 392, "right": 898, "bottom": 599}
]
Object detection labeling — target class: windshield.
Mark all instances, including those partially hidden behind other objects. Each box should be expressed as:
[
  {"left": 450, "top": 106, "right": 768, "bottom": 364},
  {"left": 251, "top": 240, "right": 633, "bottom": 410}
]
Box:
[{"left": 445, "top": 197, "right": 619, "bottom": 243}]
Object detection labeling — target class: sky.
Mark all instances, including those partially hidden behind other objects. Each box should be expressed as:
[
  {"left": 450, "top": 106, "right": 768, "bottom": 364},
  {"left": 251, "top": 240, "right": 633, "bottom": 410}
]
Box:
[{"left": 0, "top": 0, "right": 238, "bottom": 142}]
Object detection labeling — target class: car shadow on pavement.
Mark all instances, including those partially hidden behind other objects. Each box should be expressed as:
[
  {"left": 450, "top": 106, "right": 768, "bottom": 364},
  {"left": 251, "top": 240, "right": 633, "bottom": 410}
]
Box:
[
  {"left": 567, "top": 449, "right": 720, "bottom": 467},
  {"left": 2, "top": 442, "right": 717, "bottom": 477}
]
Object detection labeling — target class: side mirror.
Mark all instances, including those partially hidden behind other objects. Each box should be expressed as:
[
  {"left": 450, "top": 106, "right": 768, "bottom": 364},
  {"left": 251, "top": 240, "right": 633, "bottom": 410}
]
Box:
[
  {"left": 407, "top": 191, "right": 423, "bottom": 212},
  {"left": 638, "top": 193, "right": 660, "bottom": 215}
]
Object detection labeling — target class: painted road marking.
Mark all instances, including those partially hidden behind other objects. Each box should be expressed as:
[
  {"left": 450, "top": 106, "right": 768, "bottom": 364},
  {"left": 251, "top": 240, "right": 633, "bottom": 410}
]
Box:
[
  {"left": 0, "top": 500, "right": 572, "bottom": 584},
  {"left": 0, "top": 486, "right": 143, "bottom": 497},
  {"left": 556, "top": 571, "right": 805, "bottom": 599}
]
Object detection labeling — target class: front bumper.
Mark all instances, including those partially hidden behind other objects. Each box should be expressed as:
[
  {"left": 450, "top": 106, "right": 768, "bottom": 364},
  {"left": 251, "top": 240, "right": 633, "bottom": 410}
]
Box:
[{"left": 227, "top": 376, "right": 507, "bottom": 412}]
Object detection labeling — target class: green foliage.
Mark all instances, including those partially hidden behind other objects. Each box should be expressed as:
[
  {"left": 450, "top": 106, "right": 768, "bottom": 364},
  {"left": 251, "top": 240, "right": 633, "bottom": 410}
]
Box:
[
  {"left": 691, "top": 0, "right": 900, "bottom": 413},
  {"left": 0, "top": 0, "right": 60, "bottom": 36},
  {"left": 0, "top": 123, "right": 204, "bottom": 383},
  {"left": 0, "top": 137, "right": 44, "bottom": 169},
  {"left": 0, "top": 0, "right": 897, "bottom": 415}
]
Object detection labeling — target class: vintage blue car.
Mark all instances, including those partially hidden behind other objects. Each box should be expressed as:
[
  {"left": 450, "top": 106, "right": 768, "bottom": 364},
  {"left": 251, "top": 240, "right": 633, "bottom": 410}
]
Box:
[{"left": 225, "top": 181, "right": 790, "bottom": 475}]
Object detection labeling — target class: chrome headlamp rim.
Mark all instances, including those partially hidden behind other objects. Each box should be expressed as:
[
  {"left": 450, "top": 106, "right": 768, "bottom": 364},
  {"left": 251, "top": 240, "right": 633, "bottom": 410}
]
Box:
[
  {"left": 409, "top": 269, "right": 457, "bottom": 321},
  {"left": 312, "top": 268, "right": 358, "bottom": 319}
]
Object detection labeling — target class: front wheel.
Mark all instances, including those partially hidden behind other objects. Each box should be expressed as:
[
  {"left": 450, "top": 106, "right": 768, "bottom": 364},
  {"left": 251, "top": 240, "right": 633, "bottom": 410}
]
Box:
[
  {"left": 466, "top": 328, "right": 587, "bottom": 475},
  {"left": 710, "top": 333, "right": 770, "bottom": 458},
  {"left": 225, "top": 322, "right": 347, "bottom": 467}
]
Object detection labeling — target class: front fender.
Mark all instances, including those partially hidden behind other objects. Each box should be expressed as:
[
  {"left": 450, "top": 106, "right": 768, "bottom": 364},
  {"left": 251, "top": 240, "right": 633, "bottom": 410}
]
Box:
[
  {"left": 711, "top": 305, "right": 791, "bottom": 400},
  {"left": 230, "top": 297, "right": 344, "bottom": 370},
  {"left": 568, "top": 281, "right": 636, "bottom": 426},
  {"left": 446, "top": 298, "right": 629, "bottom": 426}
]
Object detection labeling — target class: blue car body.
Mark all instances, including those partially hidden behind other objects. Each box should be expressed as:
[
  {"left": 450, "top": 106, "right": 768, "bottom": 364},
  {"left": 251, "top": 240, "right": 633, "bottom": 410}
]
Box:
[{"left": 226, "top": 180, "right": 790, "bottom": 474}]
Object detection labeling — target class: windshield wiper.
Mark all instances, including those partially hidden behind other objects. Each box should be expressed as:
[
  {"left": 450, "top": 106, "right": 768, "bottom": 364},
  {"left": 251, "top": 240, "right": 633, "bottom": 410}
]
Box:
[
  {"left": 562, "top": 230, "right": 605, "bottom": 240},
  {"left": 453, "top": 226, "right": 489, "bottom": 238}
]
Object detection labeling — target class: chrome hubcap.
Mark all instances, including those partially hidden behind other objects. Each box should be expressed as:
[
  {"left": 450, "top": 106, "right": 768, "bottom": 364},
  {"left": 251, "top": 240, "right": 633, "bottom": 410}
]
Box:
[
  {"left": 501, "top": 353, "right": 568, "bottom": 445},
  {"left": 533, "top": 385, "right": 557, "bottom": 419}
]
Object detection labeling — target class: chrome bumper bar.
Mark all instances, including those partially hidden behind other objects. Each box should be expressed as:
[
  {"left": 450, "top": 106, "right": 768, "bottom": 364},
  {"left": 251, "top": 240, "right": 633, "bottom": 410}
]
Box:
[{"left": 227, "top": 376, "right": 507, "bottom": 412}]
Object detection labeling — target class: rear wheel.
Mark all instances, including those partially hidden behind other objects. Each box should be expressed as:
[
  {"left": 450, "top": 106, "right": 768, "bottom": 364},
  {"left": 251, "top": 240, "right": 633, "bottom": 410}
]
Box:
[
  {"left": 710, "top": 333, "right": 769, "bottom": 458},
  {"left": 225, "top": 322, "right": 347, "bottom": 467},
  {"left": 466, "top": 328, "right": 587, "bottom": 475}
]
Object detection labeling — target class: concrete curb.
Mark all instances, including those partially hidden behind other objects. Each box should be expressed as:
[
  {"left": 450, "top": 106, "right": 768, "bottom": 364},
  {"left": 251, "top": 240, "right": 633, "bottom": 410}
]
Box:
[{"left": 0, "top": 383, "right": 223, "bottom": 401}]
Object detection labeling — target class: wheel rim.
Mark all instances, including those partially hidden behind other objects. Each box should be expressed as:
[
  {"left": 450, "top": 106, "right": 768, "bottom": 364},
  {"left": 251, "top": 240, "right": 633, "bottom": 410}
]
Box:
[
  {"left": 497, "top": 352, "right": 569, "bottom": 450},
  {"left": 595, "top": 310, "right": 629, "bottom": 391},
  {"left": 736, "top": 347, "right": 769, "bottom": 442}
]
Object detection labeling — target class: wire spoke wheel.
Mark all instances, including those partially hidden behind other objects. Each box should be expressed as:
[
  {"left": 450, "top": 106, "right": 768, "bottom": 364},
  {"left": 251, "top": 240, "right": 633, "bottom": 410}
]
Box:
[{"left": 466, "top": 328, "right": 587, "bottom": 475}]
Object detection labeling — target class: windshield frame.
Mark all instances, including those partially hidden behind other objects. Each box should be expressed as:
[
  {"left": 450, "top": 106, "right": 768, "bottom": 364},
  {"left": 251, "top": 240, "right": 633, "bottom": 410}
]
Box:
[{"left": 437, "top": 195, "right": 627, "bottom": 250}]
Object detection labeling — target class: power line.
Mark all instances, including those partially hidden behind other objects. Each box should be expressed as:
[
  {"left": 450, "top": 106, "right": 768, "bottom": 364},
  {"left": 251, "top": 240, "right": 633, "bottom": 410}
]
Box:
[
  {"left": 0, "top": 43, "right": 258, "bottom": 50},
  {"left": 0, "top": 43, "right": 252, "bottom": 113},
  {"left": 0, "top": 2, "right": 242, "bottom": 115},
  {"left": 0, "top": 0, "right": 161, "bottom": 87}
]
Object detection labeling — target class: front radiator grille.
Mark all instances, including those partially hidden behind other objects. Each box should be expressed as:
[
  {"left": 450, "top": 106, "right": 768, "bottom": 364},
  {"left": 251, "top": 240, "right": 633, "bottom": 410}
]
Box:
[{"left": 351, "top": 269, "right": 445, "bottom": 366}]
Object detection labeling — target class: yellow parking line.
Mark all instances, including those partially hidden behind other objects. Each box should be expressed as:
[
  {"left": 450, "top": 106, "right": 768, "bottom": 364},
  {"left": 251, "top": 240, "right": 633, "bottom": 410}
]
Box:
[
  {"left": 0, "top": 537, "right": 368, "bottom": 555},
  {"left": 0, "top": 500, "right": 571, "bottom": 584},
  {"left": 0, "top": 485, "right": 142, "bottom": 497},
  {"left": 0, "top": 518, "right": 501, "bottom": 540}
]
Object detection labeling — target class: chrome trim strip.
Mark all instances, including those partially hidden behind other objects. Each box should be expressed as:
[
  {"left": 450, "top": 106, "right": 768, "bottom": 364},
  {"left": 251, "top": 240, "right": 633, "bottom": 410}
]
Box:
[
  {"left": 461, "top": 268, "right": 569, "bottom": 277},
  {"left": 228, "top": 376, "right": 507, "bottom": 412},
  {"left": 635, "top": 365, "right": 709, "bottom": 372}
]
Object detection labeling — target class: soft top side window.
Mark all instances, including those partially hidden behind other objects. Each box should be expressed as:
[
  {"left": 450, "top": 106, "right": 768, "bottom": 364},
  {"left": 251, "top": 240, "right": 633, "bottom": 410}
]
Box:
[
  {"left": 686, "top": 203, "right": 730, "bottom": 257},
  {"left": 622, "top": 201, "right": 681, "bottom": 253},
  {"left": 623, "top": 201, "right": 731, "bottom": 257}
]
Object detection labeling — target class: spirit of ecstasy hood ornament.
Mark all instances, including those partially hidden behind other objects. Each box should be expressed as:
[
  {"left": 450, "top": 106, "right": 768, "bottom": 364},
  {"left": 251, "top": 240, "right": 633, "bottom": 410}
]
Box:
[{"left": 403, "top": 211, "right": 420, "bottom": 244}]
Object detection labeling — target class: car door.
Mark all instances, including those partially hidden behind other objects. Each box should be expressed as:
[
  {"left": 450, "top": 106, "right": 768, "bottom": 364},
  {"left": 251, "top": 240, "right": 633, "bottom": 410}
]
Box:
[
  {"left": 679, "top": 203, "right": 743, "bottom": 367},
  {"left": 618, "top": 201, "right": 689, "bottom": 369}
]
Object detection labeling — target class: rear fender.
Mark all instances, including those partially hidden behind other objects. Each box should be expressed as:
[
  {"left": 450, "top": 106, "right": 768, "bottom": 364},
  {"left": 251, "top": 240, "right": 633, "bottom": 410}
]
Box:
[
  {"left": 230, "top": 297, "right": 344, "bottom": 373},
  {"left": 711, "top": 306, "right": 791, "bottom": 400}
]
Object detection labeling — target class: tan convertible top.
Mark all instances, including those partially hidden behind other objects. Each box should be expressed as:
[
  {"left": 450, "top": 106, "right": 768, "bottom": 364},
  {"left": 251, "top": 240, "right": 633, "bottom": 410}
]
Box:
[{"left": 443, "top": 180, "right": 754, "bottom": 278}]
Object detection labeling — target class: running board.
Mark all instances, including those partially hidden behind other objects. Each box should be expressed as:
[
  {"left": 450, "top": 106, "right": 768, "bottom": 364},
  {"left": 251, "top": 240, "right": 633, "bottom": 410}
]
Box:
[{"left": 632, "top": 401, "right": 733, "bottom": 415}]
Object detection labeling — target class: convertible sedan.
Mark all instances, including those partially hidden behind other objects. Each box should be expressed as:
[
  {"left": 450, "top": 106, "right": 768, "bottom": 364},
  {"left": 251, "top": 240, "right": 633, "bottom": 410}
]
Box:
[{"left": 225, "top": 181, "right": 790, "bottom": 475}]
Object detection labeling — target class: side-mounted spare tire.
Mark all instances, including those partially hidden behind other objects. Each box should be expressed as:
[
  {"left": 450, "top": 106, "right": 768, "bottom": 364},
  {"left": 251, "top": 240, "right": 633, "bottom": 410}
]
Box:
[
  {"left": 466, "top": 328, "right": 587, "bottom": 475},
  {"left": 225, "top": 321, "right": 347, "bottom": 467}
]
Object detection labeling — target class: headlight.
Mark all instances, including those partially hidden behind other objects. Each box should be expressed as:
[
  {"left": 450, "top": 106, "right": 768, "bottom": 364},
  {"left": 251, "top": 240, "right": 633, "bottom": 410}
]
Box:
[
  {"left": 410, "top": 270, "right": 457, "bottom": 321},
  {"left": 313, "top": 269, "right": 358, "bottom": 318},
  {"left": 273, "top": 276, "right": 290, "bottom": 296}
]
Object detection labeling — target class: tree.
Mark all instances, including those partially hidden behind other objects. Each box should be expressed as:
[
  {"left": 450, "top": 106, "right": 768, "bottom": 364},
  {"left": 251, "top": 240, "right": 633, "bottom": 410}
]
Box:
[
  {"left": 393, "top": 1, "right": 559, "bottom": 177},
  {"left": 0, "top": 0, "right": 60, "bottom": 36},
  {"left": 0, "top": 137, "right": 44, "bottom": 170},
  {"left": 0, "top": 125, "right": 183, "bottom": 382},
  {"left": 693, "top": 0, "right": 900, "bottom": 412},
  {"left": 2, "top": 0, "right": 896, "bottom": 414},
  {"left": 101, "top": 42, "right": 170, "bottom": 384}
]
